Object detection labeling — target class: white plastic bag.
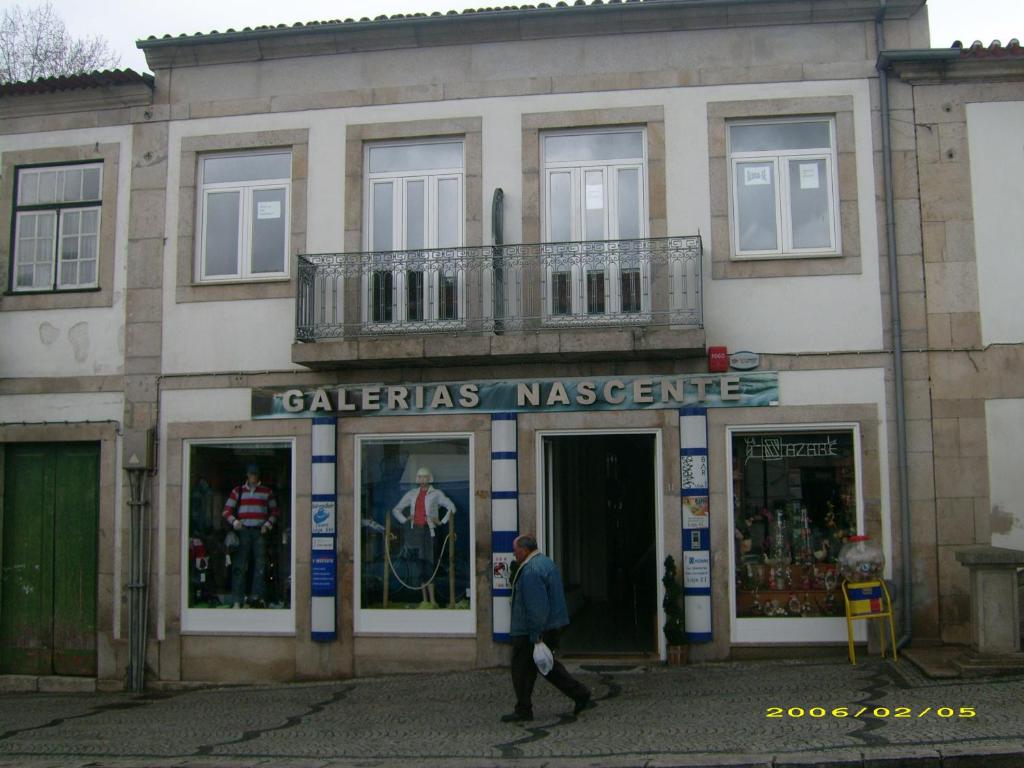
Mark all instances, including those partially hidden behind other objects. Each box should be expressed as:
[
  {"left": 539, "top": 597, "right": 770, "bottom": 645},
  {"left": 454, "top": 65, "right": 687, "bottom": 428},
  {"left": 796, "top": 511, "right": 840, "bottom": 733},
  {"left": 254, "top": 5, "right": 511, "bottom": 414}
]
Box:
[{"left": 532, "top": 641, "right": 554, "bottom": 676}]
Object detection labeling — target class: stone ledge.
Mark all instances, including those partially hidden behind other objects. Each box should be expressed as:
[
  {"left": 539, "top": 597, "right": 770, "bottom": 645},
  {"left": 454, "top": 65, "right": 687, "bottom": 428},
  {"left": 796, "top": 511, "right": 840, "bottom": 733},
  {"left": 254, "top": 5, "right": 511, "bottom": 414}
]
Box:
[
  {"left": 956, "top": 545, "right": 1024, "bottom": 567},
  {"left": 292, "top": 327, "right": 706, "bottom": 370}
]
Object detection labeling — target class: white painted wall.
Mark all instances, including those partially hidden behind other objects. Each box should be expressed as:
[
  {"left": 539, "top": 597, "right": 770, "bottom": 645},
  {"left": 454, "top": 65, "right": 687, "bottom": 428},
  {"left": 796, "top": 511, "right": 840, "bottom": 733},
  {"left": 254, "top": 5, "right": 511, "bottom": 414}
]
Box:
[
  {"left": 986, "top": 398, "right": 1024, "bottom": 551},
  {"left": 163, "top": 79, "right": 882, "bottom": 373},
  {"left": 0, "top": 391, "right": 124, "bottom": 423},
  {"left": 0, "top": 126, "right": 131, "bottom": 378},
  {"left": 967, "top": 101, "right": 1024, "bottom": 345}
]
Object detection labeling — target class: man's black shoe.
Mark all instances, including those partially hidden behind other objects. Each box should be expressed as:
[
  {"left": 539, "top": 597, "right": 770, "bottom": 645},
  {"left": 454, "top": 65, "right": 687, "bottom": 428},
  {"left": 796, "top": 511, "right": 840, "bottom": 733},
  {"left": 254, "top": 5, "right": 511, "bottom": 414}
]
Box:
[
  {"left": 500, "top": 711, "right": 534, "bottom": 723},
  {"left": 573, "top": 695, "right": 596, "bottom": 716}
]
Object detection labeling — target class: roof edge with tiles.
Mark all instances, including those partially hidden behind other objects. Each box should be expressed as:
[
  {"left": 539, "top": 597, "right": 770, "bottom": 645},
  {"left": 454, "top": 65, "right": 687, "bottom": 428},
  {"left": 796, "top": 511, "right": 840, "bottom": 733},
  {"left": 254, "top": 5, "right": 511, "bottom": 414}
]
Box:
[
  {"left": 883, "top": 39, "right": 1024, "bottom": 83},
  {"left": 0, "top": 68, "right": 155, "bottom": 97},
  {"left": 135, "top": 0, "right": 926, "bottom": 57}
]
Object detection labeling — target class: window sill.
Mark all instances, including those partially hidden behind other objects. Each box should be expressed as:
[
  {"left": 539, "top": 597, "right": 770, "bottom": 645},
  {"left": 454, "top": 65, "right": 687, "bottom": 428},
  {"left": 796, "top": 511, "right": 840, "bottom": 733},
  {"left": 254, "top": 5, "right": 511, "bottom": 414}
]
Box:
[
  {"left": 176, "top": 277, "right": 295, "bottom": 304},
  {"left": 1, "top": 286, "right": 111, "bottom": 311}
]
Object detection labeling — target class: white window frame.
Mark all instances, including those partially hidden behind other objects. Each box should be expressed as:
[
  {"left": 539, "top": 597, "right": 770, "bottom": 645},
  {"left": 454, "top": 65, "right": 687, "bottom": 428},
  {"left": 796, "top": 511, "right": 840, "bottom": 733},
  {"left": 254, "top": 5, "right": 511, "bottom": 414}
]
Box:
[
  {"left": 728, "top": 117, "right": 840, "bottom": 259},
  {"left": 353, "top": 432, "right": 476, "bottom": 636},
  {"left": 11, "top": 163, "right": 102, "bottom": 292},
  {"left": 540, "top": 127, "right": 649, "bottom": 322},
  {"left": 362, "top": 139, "right": 466, "bottom": 330},
  {"left": 180, "top": 437, "right": 297, "bottom": 635},
  {"left": 725, "top": 423, "right": 865, "bottom": 645},
  {"left": 196, "top": 150, "right": 291, "bottom": 283}
]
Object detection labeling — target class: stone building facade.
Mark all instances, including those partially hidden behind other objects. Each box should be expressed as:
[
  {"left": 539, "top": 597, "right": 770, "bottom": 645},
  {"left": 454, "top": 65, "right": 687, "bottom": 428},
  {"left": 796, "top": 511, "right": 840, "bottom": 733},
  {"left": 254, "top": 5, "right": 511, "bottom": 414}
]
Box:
[{"left": 3, "top": 0, "right": 1016, "bottom": 688}]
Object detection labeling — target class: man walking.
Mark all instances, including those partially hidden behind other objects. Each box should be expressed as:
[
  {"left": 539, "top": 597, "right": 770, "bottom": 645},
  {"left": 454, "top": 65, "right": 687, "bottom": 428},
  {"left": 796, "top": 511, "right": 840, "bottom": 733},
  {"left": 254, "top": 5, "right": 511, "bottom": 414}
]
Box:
[{"left": 503, "top": 534, "right": 594, "bottom": 722}]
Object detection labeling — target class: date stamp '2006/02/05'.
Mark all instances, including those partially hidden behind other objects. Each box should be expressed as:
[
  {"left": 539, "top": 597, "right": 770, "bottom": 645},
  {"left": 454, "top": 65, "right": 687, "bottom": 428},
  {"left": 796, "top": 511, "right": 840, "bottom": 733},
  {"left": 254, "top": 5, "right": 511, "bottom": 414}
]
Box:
[{"left": 766, "top": 706, "right": 976, "bottom": 719}]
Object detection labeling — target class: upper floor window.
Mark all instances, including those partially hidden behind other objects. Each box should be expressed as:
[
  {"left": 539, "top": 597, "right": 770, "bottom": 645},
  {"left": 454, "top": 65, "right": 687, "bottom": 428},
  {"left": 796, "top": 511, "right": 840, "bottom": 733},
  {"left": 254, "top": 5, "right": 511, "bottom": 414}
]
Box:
[
  {"left": 198, "top": 151, "right": 291, "bottom": 282},
  {"left": 364, "top": 140, "right": 465, "bottom": 328},
  {"left": 12, "top": 163, "right": 102, "bottom": 292},
  {"left": 728, "top": 118, "right": 839, "bottom": 258},
  {"left": 542, "top": 128, "right": 648, "bottom": 319}
]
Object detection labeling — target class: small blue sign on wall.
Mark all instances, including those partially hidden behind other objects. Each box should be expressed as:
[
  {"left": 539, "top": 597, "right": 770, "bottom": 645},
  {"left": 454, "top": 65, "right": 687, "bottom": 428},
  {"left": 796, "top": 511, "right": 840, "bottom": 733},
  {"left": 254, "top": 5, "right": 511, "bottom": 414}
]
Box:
[{"left": 311, "top": 551, "right": 337, "bottom": 597}]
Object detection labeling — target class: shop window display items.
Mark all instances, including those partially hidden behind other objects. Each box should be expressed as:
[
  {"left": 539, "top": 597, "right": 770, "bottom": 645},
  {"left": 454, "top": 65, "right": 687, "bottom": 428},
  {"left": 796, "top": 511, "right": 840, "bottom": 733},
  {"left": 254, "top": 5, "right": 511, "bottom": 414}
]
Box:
[
  {"left": 359, "top": 437, "right": 471, "bottom": 611},
  {"left": 187, "top": 442, "right": 292, "bottom": 610},
  {"left": 731, "top": 431, "right": 856, "bottom": 619}
]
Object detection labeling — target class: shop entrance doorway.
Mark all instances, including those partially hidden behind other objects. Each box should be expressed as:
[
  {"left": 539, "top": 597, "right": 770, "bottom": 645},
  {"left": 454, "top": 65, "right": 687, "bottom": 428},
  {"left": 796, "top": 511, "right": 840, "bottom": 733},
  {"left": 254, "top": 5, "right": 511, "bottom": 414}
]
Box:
[{"left": 541, "top": 433, "right": 659, "bottom": 656}]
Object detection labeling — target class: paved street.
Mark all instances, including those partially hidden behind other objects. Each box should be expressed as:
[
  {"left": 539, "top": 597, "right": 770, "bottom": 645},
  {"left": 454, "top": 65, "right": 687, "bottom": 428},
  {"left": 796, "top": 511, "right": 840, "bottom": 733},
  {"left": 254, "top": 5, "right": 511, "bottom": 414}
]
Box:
[{"left": 2, "top": 658, "right": 1024, "bottom": 767}]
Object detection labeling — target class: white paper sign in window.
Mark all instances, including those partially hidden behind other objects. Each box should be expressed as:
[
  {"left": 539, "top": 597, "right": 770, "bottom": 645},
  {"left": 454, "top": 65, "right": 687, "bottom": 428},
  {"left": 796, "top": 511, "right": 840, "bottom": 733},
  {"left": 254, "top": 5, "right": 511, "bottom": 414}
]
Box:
[
  {"left": 257, "top": 200, "right": 281, "bottom": 219},
  {"left": 744, "top": 166, "right": 771, "bottom": 186},
  {"left": 799, "top": 163, "right": 820, "bottom": 190}
]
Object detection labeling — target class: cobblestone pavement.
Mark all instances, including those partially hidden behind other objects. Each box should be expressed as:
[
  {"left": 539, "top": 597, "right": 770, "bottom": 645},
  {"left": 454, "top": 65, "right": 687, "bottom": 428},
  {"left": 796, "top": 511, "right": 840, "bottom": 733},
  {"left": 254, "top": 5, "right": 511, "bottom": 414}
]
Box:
[{"left": 2, "top": 659, "right": 1024, "bottom": 767}]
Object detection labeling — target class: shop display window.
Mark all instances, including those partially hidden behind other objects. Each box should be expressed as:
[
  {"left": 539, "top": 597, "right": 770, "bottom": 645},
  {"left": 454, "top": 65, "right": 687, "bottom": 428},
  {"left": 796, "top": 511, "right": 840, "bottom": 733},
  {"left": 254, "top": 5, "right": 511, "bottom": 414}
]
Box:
[
  {"left": 355, "top": 434, "right": 474, "bottom": 634},
  {"left": 183, "top": 440, "right": 294, "bottom": 634},
  {"left": 731, "top": 430, "right": 857, "bottom": 621}
]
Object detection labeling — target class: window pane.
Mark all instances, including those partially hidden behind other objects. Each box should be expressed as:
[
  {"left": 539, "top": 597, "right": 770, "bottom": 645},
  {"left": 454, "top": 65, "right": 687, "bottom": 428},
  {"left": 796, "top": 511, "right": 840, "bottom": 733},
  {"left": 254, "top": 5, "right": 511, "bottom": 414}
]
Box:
[
  {"left": 731, "top": 431, "right": 856, "bottom": 620},
  {"left": 81, "top": 209, "right": 99, "bottom": 235},
  {"left": 735, "top": 162, "right": 778, "bottom": 252},
  {"left": 551, "top": 271, "right": 571, "bottom": 315},
  {"left": 372, "top": 183, "right": 393, "bottom": 251},
  {"left": 730, "top": 121, "right": 831, "bottom": 153},
  {"left": 203, "top": 153, "right": 290, "bottom": 184},
  {"left": 371, "top": 270, "right": 394, "bottom": 323},
  {"left": 251, "top": 188, "right": 287, "bottom": 274},
  {"left": 37, "top": 170, "right": 57, "bottom": 204},
  {"left": 187, "top": 443, "right": 293, "bottom": 610},
  {"left": 406, "top": 269, "right": 425, "bottom": 322},
  {"left": 62, "top": 210, "right": 81, "bottom": 236},
  {"left": 62, "top": 168, "right": 83, "bottom": 202},
  {"left": 621, "top": 268, "right": 641, "bottom": 313},
  {"left": 82, "top": 167, "right": 101, "bottom": 200},
  {"left": 549, "top": 172, "right": 572, "bottom": 241},
  {"left": 80, "top": 260, "right": 96, "bottom": 285},
  {"left": 788, "top": 159, "right": 832, "bottom": 250},
  {"left": 586, "top": 270, "right": 605, "bottom": 314},
  {"left": 368, "top": 142, "right": 463, "bottom": 174},
  {"left": 584, "top": 170, "right": 605, "bottom": 241},
  {"left": 15, "top": 212, "right": 55, "bottom": 289},
  {"left": 358, "top": 437, "right": 473, "bottom": 616},
  {"left": 19, "top": 172, "right": 39, "bottom": 205},
  {"left": 545, "top": 131, "right": 644, "bottom": 162},
  {"left": 203, "top": 191, "right": 241, "bottom": 277},
  {"left": 617, "top": 168, "right": 640, "bottom": 239},
  {"left": 406, "top": 180, "right": 425, "bottom": 250},
  {"left": 60, "top": 259, "right": 78, "bottom": 287},
  {"left": 439, "top": 273, "right": 458, "bottom": 320},
  {"left": 437, "top": 178, "right": 459, "bottom": 249}
]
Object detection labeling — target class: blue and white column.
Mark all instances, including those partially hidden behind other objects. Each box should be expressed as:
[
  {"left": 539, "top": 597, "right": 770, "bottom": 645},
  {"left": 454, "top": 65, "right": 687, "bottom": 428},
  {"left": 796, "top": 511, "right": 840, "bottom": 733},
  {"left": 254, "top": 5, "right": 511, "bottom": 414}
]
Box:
[
  {"left": 310, "top": 417, "right": 337, "bottom": 641},
  {"left": 490, "top": 413, "right": 518, "bottom": 642},
  {"left": 679, "top": 406, "right": 711, "bottom": 642}
]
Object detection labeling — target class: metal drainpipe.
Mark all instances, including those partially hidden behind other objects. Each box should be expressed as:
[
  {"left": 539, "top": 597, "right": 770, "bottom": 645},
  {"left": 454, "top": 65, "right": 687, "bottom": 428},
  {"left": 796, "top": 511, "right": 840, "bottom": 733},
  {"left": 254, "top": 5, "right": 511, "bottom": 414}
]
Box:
[
  {"left": 126, "top": 468, "right": 151, "bottom": 692},
  {"left": 875, "top": 0, "right": 913, "bottom": 648}
]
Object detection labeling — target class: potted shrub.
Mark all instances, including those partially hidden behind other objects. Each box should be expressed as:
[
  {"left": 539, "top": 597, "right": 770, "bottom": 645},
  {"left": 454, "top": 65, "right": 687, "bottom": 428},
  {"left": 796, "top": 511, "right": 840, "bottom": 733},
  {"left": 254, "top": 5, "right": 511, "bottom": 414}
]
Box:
[{"left": 662, "top": 555, "right": 688, "bottom": 665}]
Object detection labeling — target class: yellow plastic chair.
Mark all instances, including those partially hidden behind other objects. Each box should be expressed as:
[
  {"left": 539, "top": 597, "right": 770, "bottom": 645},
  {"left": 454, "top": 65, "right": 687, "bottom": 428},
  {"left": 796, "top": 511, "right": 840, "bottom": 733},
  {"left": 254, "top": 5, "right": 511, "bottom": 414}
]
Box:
[{"left": 842, "top": 579, "right": 897, "bottom": 665}]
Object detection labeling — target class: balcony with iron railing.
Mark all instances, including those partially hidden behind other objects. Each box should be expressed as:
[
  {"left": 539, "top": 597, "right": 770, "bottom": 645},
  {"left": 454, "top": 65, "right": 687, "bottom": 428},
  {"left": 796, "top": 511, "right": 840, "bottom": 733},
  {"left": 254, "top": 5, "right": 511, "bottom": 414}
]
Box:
[{"left": 292, "top": 235, "right": 704, "bottom": 368}]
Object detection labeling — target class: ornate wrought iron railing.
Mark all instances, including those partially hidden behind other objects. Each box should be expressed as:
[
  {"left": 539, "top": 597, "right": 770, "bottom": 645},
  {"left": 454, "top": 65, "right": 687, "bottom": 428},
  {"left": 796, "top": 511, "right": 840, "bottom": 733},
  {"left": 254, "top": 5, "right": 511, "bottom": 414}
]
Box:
[{"left": 295, "top": 235, "right": 702, "bottom": 341}]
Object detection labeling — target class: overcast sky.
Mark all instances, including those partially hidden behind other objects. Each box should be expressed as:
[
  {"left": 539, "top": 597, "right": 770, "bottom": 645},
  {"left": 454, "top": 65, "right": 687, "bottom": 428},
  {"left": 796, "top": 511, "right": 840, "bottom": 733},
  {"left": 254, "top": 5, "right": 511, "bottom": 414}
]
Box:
[{"left": 38, "top": 0, "right": 1024, "bottom": 74}]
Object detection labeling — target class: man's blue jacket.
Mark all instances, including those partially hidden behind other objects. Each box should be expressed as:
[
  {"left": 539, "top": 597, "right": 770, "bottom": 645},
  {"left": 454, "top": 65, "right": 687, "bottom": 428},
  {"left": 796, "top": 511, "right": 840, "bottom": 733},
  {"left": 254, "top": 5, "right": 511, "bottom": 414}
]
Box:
[{"left": 509, "top": 552, "right": 570, "bottom": 643}]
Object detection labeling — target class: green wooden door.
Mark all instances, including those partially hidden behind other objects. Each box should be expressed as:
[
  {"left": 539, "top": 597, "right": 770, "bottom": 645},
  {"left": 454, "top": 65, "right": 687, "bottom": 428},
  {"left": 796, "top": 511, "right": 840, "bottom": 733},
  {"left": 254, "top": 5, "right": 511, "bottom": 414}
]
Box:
[{"left": 1, "top": 443, "right": 99, "bottom": 676}]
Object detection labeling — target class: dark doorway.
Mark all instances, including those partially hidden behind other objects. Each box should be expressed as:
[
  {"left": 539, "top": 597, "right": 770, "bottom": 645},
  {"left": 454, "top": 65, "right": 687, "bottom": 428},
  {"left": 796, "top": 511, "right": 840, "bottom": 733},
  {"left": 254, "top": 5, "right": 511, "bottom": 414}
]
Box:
[
  {"left": 1, "top": 442, "right": 99, "bottom": 675},
  {"left": 543, "top": 433, "right": 657, "bottom": 656}
]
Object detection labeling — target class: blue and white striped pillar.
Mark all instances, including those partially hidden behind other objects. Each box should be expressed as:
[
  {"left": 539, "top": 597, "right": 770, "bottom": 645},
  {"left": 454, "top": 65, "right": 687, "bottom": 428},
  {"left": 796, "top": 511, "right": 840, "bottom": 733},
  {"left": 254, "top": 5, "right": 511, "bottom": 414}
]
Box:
[
  {"left": 490, "top": 413, "right": 519, "bottom": 642},
  {"left": 310, "top": 416, "right": 337, "bottom": 642},
  {"left": 679, "top": 406, "right": 712, "bottom": 642}
]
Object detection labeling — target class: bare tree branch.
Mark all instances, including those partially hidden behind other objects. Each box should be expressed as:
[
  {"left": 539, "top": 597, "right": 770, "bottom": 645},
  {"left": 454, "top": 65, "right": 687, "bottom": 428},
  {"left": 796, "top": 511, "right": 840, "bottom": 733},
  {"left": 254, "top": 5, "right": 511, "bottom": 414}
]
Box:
[{"left": 0, "top": 1, "right": 120, "bottom": 84}]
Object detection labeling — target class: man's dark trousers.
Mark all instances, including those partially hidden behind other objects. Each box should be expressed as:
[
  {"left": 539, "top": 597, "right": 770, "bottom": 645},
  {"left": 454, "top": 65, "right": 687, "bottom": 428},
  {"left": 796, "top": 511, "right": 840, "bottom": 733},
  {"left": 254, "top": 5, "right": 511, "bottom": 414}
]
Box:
[{"left": 510, "top": 630, "right": 589, "bottom": 716}]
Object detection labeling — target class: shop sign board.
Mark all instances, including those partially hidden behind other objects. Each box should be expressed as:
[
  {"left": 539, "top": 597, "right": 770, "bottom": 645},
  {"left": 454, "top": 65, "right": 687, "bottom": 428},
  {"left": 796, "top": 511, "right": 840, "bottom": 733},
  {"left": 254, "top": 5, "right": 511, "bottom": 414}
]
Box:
[
  {"left": 729, "top": 351, "right": 760, "bottom": 370},
  {"left": 253, "top": 372, "right": 778, "bottom": 419},
  {"left": 311, "top": 551, "right": 337, "bottom": 596}
]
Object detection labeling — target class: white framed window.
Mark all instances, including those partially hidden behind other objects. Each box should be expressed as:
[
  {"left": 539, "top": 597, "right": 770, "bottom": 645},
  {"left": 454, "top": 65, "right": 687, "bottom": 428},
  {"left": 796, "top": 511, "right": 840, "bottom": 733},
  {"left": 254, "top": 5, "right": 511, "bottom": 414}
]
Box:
[
  {"left": 541, "top": 128, "right": 648, "bottom": 320},
  {"left": 726, "top": 424, "right": 865, "bottom": 645},
  {"left": 181, "top": 438, "right": 296, "bottom": 635},
  {"left": 728, "top": 117, "right": 840, "bottom": 258},
  {"left": 363, "top": 140, "right": 465, "bottom": 328},
  {"left": 354, "top": 433, "right": 475, "bottom": 635},
  {"left": 197, "top": 151, "right": 291, "bottom": 282},
  {"left": 12, "top": 163, "right": 102, "bottom": 292}
]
